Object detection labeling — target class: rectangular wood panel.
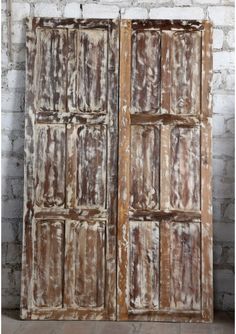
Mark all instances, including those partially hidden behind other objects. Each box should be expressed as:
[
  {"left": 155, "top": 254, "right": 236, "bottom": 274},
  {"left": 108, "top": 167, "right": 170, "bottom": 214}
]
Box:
[
  {"left": 68, "top": 29, "right": 108, "bottom": 113},
  {"left": 65, "top": 221, "right": 105, "bottom": 308},
  {"left": 35, "top": 125, "right": 66, "bottom": 208},
  {"left": 170, "top": 127, "right": 200, "bottom": 210},
  {"left": 170, "top": 222, "right": 201, "bottom": 310},
  {"left": 36, "top": 28, "right": 67, "bottom": 112},
  {"left": 161, "top": 31, "right": 201, "bottom": 115},
  {"left": 77, "top": 125, "right": 107, "bottom": 207},
  {"left": 33, "top": 220, "right": 64, "bottom": 308},
  {"left": 130, "top": 125, "right": 160, "bottom": 210},
  {"left": 131, "top": 30, "right": 161, "bottom": 114},
  {"left": 129, "top": 221, "right": 159, "bottom": 310}
]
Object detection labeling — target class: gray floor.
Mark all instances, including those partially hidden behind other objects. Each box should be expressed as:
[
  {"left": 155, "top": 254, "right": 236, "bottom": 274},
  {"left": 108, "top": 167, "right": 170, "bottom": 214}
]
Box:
[{"left": 2, "top": 310, "right": 234, "bottom": 334}]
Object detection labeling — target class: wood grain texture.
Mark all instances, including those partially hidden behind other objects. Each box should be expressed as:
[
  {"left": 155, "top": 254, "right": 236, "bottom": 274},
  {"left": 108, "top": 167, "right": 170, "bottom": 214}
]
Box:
[
  {"left": 170, "top": 222, "right": 201, "bottom": 311},
  {"left": 201, "top": 20, "right": 213, "bottom": 323},
  {"left": 117, "top": 19, "right": 213, "bottom": 323},
  {"left": 33, "top": 220, "right": 64, "bottom": 308},
  {"left": 22, "top": 18, "right": 119, "bottom": 321},
  {"left": 118, "top": 20, "right": 132, "bottom": 320},
  {"left": 131, "top": 30, "right": 161, "bottom": 114},
  {"left": 36, "top": 28, "right": 67, "bottom": 112},
  {"left": 129, "top": 221, "right": 159, "bottom": 310},
  {"left": 68, "top": 29, "right": 108, "bottom": 113},
  {"left": 65, "top": 221, "right": 105, "bottom": 308},
  {"left": 161, "top": 31, "right": 201, "bottom": 115},
  {"left": 35, "top": 125, "right": 66, "bottom": 208},
  {"left": 170, "top": 127, "right": 200, "bottom": 210},
  {"left": 22, "top": 18, "right": 212, "bottom": 322},
  {"left": 77, "top": 125, "right": 107, "bottom": 207},
  {"left": 130, "top": 125, "right": 160, "bottom": 210}
]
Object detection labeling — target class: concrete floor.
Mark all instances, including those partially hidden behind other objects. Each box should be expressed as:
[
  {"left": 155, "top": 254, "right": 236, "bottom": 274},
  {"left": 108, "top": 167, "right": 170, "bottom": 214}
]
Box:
[{"left": 1, "top": 310, "right": 234, "bottom": 334}]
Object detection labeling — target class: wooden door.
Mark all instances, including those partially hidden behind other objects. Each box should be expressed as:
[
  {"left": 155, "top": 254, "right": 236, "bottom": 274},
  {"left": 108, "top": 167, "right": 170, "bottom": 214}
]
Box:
[
  {"left": 21, "top": 18, "right": 119, "bottom": 320},
  {"left": 118, "top": 20, "right": 213, "bottom": 322}
]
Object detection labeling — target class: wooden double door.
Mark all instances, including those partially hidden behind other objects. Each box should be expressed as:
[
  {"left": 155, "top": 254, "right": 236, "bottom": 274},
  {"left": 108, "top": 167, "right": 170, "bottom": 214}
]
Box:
[{"left": 21, "top": 18, "right": 213, "bottom": 322}]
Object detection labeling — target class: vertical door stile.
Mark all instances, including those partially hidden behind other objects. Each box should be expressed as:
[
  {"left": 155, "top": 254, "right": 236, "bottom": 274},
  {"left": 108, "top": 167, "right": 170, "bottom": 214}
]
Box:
[
  {"left": 117, "top": 19, "right": 132, "bottom": 320},
  {"left": 201, "top": 21, "right": 213, "bottom": 321},
  {"left": 159, "top": 31, "right": 171, "bottom": 311}
]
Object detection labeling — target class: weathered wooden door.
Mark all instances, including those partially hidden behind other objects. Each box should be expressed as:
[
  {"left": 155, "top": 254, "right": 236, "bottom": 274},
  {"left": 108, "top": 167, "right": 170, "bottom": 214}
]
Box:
[
  {"left": 21, "top": 18, "right": 119, "bottom": 320},
  {"left": 118, "top": 20, "right": 213, "bottom": 322},
  {"left": 21, "top": 18, "right": 212, "bottom": 322}
]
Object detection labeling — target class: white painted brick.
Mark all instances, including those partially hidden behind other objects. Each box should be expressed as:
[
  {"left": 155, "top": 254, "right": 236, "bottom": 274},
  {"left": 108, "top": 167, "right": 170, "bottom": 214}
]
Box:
[
  {"left": 195, "top": 0, "right": 220, "bottom": 3},
  {"left": 213, "top": 114, "right": 225, "bottom": 136},
  {"left": 174, "top": 0, "right": 192, "bottom": 6},
  {"left": 10, "top": 178, "right": 24, "bottom": 199},
  {"left": 1, "top": 2, "right": 7, "bottom": 22},
  {"left": 2, "top": 199, "right": 23, "bottom": 219},
  {"left": 1, "top": 92, "right": 25, "bottom": 112},
  {"left": 12, "top": 3, "right": 30, "bottom": 21},
  {"left": 213, "top": 178, "right": 234, "bottom": 199},
  {"left": 34, "top": 3, "right": 61, "bottom": 17},
  {"left": 213, "top": 158, "right": 225, "bottom": 175},
  {"left": 83, "top": 4, "right": 119, "bottom": 19},
  {"left": 2, "top": 157, "right": 24, "bottom": 177},
  {"left": 225, "top": 73, "right": 235, "bottom": 91},
  {"left": 64, "top": 3, "right": 82, "bottom": 18},
  {"left": 12, "top": 45, "right": 26, "bottom": 64},
  {"left": 225, "top": 116, "right": 234, "bottom": 135},
  {"left": 226, "top": 29, "right": 234, "bottom": 49},
  {"left": 213, "top": 94, "right": 235, "bottom": 114},
  {"left": 226, "top": 160, "right": 234, "bottom": 176},
  {"left": 213, "top": 51, "right": 235, "bottom": 70},
  {"left": 7, "top": 70, "right": 25, "bottom": 89},
  {"left": 213, "top": 244, "right": 222, "bottom": 264},
  {"left": 223, "top": 293, "right": 234, "bottom": 310},
  {"left": 12, "top": 136, "right": 24, "bottom": 154},
  {"left": 214, "top": 269, "right": 234, "bottom": 293},
  {"left": 122, "top": 7, "right": 148, "bottom": 19},
  {"left": 2, "top": 242, "right": 22, "bottom": 264},
  {"left": 2, "top": 221, "right": 21, "bottom": 243},
  {"left": 208, "top": 6, "right": 234, "bottom": 26},
  {"left": 12, "top": 22, "right": 26, "bottom": 44},
  {"left": 214, "top": 222, "right": 234, "bottom": 243},
  {"left": 1, "top": 47, "right": 8, "bottom": 67},
  {"left": 2, "top": 113, "right": 24, "bottom": 131},
  {"left": 2, "top": 133, "right": 12, "bottom": 152},
  {"left": 213, "top": 29, "right": 224, "bottom": 49},
  {"left": 213, "top": 138, "right": 234, "bottom": 158},
  {"left": 149, "top": 7, "right": 204, "bottom": 20},
  {"left": 224, "top": 203, "right": 234, "bottom": 220}
]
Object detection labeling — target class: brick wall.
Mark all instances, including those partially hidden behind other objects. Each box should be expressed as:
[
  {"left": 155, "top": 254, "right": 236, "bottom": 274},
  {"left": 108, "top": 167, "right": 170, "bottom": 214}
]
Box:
[{"left": 1, "top": 0, "right": 235, "bottom": 310}]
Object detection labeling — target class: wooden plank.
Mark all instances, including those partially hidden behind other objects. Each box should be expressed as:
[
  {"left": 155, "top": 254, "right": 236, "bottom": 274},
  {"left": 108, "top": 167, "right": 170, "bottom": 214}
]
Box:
[
  {"left": 160, "top": 221, "right": 171, "bottom": 309},
  {"left": 132, "top": 20, "right": 204, "bottom": 31},
  {"left": 130, "top": 125, "right": 160, "bottom": 210},
  {"left": 65, "top": 221, "right": 105, "bottom": 308},
  {"left": 35, "top": 125, "right": 66, "bottom": 208},
  {"left": 36, "top": 28, "right": 67, "bottom": 112},
  {"left": 21, "top": 17, "right": 37, "bottom": 318},
  {"left": 170, "top": 222, "right": 201, "bottom": 310},
  {"left": 33, "top": 220, "right": 64, "bottom": 308},
  {"left": 170, "top": 127, "right": 200, "bottom": 210},
  {"left": 161, "top": 31, "right": 201, "bottom": 115},
  {"left": 131, "top": 114, "right": 200, "bottom": 126},
  {"left": 36, "top": 111, "right": 108, "bottom": 124},
  {"left": 76, "top": 124, "right": 107, "bottom": 207},
  {"left": 68, "top": 28, "right": 108, "bottom": 113},
  {"left": 129, "top": 209, "right": 201, "bottom": 221},
  {"left": 131, "top": 30, "right": 161, "bottom": 114},
  {"left": 117, "top": 19, "right": 132, "bottom": 320},
  {"left": 160, "top": 125, "right": 171, "bottom": 210},
  {"left": 129, "top": 221, "right": 159, "bottom": 310},
  {"left": 201, "top": 21, "right": 213, "bottom": 322}
]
